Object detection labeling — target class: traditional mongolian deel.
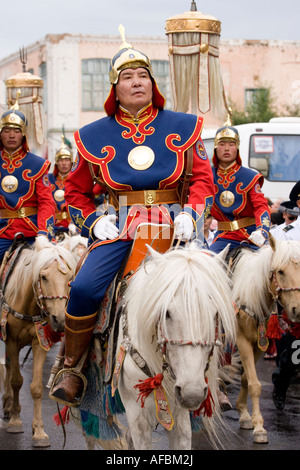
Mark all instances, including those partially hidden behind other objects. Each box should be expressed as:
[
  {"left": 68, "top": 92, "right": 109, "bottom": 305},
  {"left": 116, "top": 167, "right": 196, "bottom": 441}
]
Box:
[
  {"left": 49, "top": 172, "right": 71, "bottom": 230},
  {"left": 68, "top": 103, "right": 214, "bottom": 243},
  {"left": 48, "top": 134, "right": 73, "bottom": 232},
  {"left": 211, "top": 161, "right": 270, "bottom": 245},
  {"left": 0, "top": 147, "right": 55, "bottom": 240}
]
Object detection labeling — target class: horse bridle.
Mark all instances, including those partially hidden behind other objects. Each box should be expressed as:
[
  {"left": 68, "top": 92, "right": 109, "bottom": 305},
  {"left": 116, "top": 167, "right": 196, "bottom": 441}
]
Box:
[
  {"left": 34, "top": 276, "right": 69, "bottom": 318},
  {"left": 271, "top": 271, "right": 300, "bottom": 305},
  {"left": 157, "top": 313, "right": 222, "bottom": 377},
  {"left": 0, "top": 275, "right": 69, "bottom": 324}
]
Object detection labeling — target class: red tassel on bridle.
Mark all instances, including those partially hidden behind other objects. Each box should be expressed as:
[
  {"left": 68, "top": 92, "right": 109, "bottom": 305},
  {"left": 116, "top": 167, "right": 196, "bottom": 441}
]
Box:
[
  {"left": 53, "top": 405, "right": 70, "bottom": 426},
  {"left": 193, "top": 378, "right": 215, "bottom": 418},
  {"left": 43, "top": 323, "right": 64, "bottom": 344},
  {"left": 134, "top": 373, "right": 164, "bottom": 408},
  {"left": 266, "top": 312, "right": 285, "bottom": 339}
]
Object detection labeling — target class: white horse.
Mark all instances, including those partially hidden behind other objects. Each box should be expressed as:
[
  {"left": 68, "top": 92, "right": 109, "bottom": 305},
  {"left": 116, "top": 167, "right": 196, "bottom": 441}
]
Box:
[
  {"left": 231, "top": 235, "right": 300, "bottom": 443},
  {"left": 115, "top": 243, "right": 236, "bottom": 450}
]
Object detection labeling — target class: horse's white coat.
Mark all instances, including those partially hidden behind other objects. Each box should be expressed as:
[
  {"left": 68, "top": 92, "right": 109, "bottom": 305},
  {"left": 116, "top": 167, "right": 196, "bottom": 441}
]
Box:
[{"left": 117, "top": 243, "right": 236, "bottom": 450}]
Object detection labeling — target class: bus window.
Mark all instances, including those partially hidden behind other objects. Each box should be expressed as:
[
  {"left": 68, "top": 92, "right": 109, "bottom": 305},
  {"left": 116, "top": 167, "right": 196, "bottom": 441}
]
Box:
[{"left": 249, "top": 134, "right": 300, "bottom": 182}]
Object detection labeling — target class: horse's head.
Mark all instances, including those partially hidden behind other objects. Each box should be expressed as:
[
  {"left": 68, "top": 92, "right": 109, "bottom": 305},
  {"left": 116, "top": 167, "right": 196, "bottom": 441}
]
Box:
[
  {"left": 269, "top": 234, "right": 300, "bottom": 323},
  {"left": 34, "top": 240, "right": 76, "bottom": 332},
  {"left": 126, "top": 243, "right": 236, "bottom": 411},
  {"left": 157, "top": 296, "right": 221, "bottom": 410}
]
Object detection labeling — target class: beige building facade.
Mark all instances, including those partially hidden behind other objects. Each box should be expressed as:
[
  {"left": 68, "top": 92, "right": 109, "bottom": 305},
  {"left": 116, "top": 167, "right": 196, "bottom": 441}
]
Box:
[{"left": 0, "top": 33, "right": 299, "bottom": 170}]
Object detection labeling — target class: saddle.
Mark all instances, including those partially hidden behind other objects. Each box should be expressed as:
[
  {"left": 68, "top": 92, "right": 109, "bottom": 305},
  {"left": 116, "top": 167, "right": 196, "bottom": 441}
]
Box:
[
  {"left": 0, "top": 233, "right": 30, "bottom": 342},
  {"left": 225, "top": 245, "right": 252, "bottom": 276},
  {"left": 0, "top": 233, "right": 29, "bottom": 296}
]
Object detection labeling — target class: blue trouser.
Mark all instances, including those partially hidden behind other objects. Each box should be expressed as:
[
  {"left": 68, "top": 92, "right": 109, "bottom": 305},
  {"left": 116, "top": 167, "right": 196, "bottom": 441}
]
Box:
[
  {"left": 0, "top": 237, "right": 35, "bottom": 263},
  {"left": 209, "top": 237, "right": 260, "bottom": 254},
  {"left": 67, "top": 239, "right": 133, "bottom": 317}
]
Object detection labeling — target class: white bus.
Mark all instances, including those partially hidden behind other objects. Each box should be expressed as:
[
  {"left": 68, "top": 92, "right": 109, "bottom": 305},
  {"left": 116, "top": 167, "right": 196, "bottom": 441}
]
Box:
[{"left": 201, "top": 117, "right": 300, "bottom": 202}]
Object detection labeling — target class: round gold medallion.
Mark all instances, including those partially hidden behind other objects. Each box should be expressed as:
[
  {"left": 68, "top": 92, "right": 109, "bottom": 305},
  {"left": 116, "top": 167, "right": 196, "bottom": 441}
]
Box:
[
  {"left": 1, "top": 175, "right": 18, "bottom": 193},
  {"left": 220, "top": 190, "right": 235, "bottom": 207},
  {"left": 54, "top": 189, "right": 65, "bottom": 202},
  {"left": 128, "top": 146, "right": 155, "bottom": 171}
]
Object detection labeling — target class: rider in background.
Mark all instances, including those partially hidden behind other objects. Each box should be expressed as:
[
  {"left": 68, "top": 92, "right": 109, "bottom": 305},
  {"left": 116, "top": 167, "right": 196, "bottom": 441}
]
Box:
[
  {"left": 49, "top": 135, "right": 74, "bottom": 239},
  {"left": 0, "top": 94, "right": 55, "bottom": 262},
  {"left": 50, "top": 35, "right": 214, "bottom": 406},
  {"left": 209, "top": 119, "right": 271, "bottom": 253}
]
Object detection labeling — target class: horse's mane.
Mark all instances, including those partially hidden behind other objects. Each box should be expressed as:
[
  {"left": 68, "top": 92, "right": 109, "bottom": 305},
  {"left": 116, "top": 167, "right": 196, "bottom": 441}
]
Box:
[
  {"left": 125, "top": 243, "right": 236, "bottom": 375},
  {"left": 5, "top": 243, "right": 76, "bottom": 306},
  {"left": 231, "top": 239, "right": 300, "bottom": 321}
]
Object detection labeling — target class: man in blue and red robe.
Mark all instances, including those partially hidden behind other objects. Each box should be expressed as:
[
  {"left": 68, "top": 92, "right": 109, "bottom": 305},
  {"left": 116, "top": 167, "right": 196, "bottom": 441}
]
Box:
[
  {"left": 49, "top": 136, "right": 73, "bottom": 237},
  {"left": 0, "top": 98, "right": 55, "bottom": 261},
  {"left": 50, "top": 39, "right": 215, "bottom": 405},
  {"left": 210, "top": 122, "right": 271, "bottom": 253}
]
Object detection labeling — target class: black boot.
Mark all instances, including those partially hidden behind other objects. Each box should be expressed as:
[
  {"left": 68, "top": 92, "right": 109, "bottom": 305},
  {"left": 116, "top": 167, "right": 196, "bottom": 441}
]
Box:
[{"left": 272, "top": 386, "right": 286, "bottom": 410}]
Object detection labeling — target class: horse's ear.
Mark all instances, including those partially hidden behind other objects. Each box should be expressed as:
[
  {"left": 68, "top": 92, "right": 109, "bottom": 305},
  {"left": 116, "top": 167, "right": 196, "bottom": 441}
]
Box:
[
  {"left": 217, "top": 243, "right": 231, "bottom": 261},
  {"left": 146, "top": 244, "right": 162, "bottom": 259},
  {"left": 62, "top": 234, "right": 71, "bottom": 250},
  {"left": 35, "top": 236, "right": 51, "bottom": 251},
  {"left": 269, "top": 232, "right": 277, "bottom": 252}
]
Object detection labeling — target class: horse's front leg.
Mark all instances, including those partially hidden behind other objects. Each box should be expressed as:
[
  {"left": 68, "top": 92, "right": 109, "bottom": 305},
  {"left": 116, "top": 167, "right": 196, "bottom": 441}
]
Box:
[
  {"left": 30, "top": 340, "right": 50, "bottom": 447},
  {"left": 168, "top": 409, "right": 191, "bottom": 450},
  {"left": 249, "top": 346, "right": 268, "bottom": 443},
  {"left": 236, "top": 329, "right": 268, "bottom": 444},
  {"left": 5, "top": 339, "right": 23, "bottom": 433},
  {"left": 2, "top": 347, "right": 12, "bottom": 420},
  {"left": 118, "top": 360, "right": 155, "bottom": 450}
]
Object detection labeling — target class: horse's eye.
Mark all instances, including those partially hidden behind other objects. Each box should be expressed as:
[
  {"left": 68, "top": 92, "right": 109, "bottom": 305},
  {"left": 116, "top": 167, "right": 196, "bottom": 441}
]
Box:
[
  {"left": 166, "top": 310, "right": 171, "bottom": 320},
  {"left": 41, "top": 275, "right": 47, "bottom": 282},
  {"left": 278, "top": 269, "right": 285, "bottom": 276}
]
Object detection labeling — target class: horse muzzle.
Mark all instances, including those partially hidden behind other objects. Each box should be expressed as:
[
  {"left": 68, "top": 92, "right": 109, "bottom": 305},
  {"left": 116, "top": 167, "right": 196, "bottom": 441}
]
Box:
[
  {"left": 174, "top": 382, "right": 208, "bottom": 410},
  {"left": 287, "top": 306, "right": 300, "bottom": 323},
  {"left": 49, "top": 315, "right": 65, "bottom": 333}
]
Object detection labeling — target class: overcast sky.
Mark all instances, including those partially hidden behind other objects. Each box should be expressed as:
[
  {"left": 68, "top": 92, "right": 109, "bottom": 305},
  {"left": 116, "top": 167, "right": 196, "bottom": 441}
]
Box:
[{"left": 1, "top": 0, "right": 299, "bottom": 59}]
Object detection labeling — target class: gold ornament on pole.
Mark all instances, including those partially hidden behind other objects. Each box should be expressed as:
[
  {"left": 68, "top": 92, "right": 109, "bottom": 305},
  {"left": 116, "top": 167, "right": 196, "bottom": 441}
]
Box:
[
  {"left": 5, "top": 47, "right": 45, "bottom": 155},
  {"left": 165, "top": 1, "right": 229, "bottom": 117}
]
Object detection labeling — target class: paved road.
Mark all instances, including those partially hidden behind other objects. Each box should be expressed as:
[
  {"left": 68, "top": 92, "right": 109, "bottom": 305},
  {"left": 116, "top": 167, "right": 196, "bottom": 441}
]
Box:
[{"left": 0, "top": 341, "right": 299, "bottom": 452}]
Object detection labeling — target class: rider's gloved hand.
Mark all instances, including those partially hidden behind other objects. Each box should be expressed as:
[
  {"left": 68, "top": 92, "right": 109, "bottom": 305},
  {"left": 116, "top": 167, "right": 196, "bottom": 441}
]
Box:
[
  {"left": 93, "top": 214, "right": 119, "bottom": 240},
  {"left": 68, "top": 223, "right": 78, "bottom": 235},
  {"left": 248, "top": 229, "right": 266, "bottom": 247},
  {"left": 174, "top": 213, "right": 194, "bottom": 241},
  {"left": 35, "top": 235, "right": 50, "bottom": 248}
]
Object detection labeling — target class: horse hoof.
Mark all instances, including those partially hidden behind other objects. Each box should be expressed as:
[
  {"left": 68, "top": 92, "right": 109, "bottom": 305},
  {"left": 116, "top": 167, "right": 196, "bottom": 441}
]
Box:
[
  {"left": 32, "top": 437, "right": 51, "bottom": 448},
  {"left": 239, "top": 419, "right": 253, "bottom": 430},
  {"left": 6, "top": 424, "right": 24, "bottom": 434},
  {"left": 253, "top": 431, "right": 268, "bottom": 444}
]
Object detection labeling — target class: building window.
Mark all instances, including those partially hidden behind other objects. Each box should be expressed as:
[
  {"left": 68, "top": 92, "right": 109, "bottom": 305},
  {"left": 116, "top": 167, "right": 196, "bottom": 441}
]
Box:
[
  {"left": 151, "top": 60, "right": 172, "bottom": 110},
  {"left": 81, "top": 58, "right": 172, "bottom": 111},
  {"left": 82, "top": 59, "right": 111, "bottom": 111},
  {"left": 245, "top": 87, "right": 266, "bottom": 109}
]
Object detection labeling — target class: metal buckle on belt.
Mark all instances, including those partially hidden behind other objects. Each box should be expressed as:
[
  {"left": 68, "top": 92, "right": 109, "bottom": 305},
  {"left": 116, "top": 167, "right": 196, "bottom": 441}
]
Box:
[
  {"left": 18, "top": 208, "right": 26, "bottom": 218},
  {"left": 144, "top": 190, "right": 156, "bottom": 205},
  {"left": 230, "top": 220, "right": 239, "bottom": 231}
]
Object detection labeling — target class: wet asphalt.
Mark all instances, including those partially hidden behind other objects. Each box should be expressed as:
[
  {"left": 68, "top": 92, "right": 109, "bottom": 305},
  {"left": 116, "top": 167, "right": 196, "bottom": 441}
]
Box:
[{"left": 0, "top": 341, "right": 299, "bottom": 453}]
